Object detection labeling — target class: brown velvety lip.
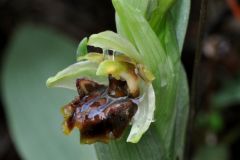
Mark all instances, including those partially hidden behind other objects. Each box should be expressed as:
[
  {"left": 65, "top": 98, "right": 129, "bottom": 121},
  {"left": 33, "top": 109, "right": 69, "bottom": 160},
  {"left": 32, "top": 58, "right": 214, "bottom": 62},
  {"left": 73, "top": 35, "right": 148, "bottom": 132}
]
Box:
[{"left": 62, "top": 76, "right": 138, "bottom": 144}]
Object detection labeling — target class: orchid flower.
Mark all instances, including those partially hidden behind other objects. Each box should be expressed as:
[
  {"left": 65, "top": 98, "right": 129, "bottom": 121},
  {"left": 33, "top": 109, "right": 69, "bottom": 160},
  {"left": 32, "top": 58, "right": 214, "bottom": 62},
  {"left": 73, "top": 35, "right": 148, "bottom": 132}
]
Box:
[
  {"left": 47, "top": 31, "right": 156, "bottom": 143},
  {"left": 46, "top": 3, "right": 190, "bottom": 159}
]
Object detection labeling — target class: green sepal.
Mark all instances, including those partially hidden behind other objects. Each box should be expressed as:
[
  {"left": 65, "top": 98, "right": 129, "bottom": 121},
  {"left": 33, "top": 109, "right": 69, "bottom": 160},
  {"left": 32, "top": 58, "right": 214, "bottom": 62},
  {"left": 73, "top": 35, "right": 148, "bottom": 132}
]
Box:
[
  {"left": 76, "top": 37, "right": 88, "bottom": 59},
  {"left": 46, "top": 61, "right": 108, "bottom": 90},
  {"left": 127, "top": 84, "right": 155, "bottom": 143}
]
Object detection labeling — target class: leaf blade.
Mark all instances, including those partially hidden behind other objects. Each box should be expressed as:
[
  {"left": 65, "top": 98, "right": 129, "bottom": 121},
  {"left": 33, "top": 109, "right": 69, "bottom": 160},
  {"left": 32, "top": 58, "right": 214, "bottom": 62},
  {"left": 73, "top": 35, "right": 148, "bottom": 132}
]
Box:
[{"left": 2, "top": 24, "right": 98, "bottom": 160}]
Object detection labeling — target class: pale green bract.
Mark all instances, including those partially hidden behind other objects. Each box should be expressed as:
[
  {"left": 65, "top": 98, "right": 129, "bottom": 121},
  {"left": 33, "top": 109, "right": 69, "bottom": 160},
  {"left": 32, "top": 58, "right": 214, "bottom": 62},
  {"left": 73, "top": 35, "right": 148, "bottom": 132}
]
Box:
[{"left": 46, "top": 31, "right": 157, "bottom": 143}]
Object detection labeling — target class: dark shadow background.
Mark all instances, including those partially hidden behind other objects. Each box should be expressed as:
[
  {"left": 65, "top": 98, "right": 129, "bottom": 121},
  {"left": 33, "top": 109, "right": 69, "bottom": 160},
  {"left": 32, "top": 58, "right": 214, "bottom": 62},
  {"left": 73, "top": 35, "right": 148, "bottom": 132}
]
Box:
[{"left": 0, "top": 0, "right": 240, "bottom": 159}]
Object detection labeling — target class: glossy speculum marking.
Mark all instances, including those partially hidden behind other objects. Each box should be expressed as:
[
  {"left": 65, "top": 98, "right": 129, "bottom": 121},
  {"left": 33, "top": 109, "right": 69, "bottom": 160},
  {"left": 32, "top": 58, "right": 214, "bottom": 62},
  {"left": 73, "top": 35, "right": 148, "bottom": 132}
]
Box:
[{"left": 62, "top": 76, "right": 138, "bottom": 144}]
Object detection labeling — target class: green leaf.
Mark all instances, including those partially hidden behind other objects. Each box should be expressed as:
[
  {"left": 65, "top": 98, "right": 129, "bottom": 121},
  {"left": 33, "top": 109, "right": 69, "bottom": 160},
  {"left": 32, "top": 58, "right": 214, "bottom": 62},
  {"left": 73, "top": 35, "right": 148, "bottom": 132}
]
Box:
[
  {"left": 148, "top": 0, "right": 175, "bottom": 33},
  {"left": 46, "top": 61, "right": 108, "bottom": 90},
  {"left": 95, "top": 128, "right": 164, "bottom": 160},
  {"left": 2, "top": 24, "right": 98, "bottom": 160},
  {"left": 171, "top": 66, "right": 189, "bottom": 160},
  {"left": 171, "top": 0, "right": 191, "bottom": 51}
]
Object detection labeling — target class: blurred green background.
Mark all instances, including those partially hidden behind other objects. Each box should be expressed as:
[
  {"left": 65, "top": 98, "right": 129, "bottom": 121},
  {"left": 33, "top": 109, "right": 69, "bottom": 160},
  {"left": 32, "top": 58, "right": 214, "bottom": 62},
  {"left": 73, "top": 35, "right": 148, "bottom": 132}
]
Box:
[{"left": 0, "top": 0, "right": 240, "bottom": 160}]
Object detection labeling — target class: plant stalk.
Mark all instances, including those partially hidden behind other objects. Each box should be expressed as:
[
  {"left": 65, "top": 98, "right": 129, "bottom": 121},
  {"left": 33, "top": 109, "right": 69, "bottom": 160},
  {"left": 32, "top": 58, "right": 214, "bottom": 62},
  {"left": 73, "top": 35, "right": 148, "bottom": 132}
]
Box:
[{"left": 185, "top": 0, "right": 208, "bottom": 159}]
